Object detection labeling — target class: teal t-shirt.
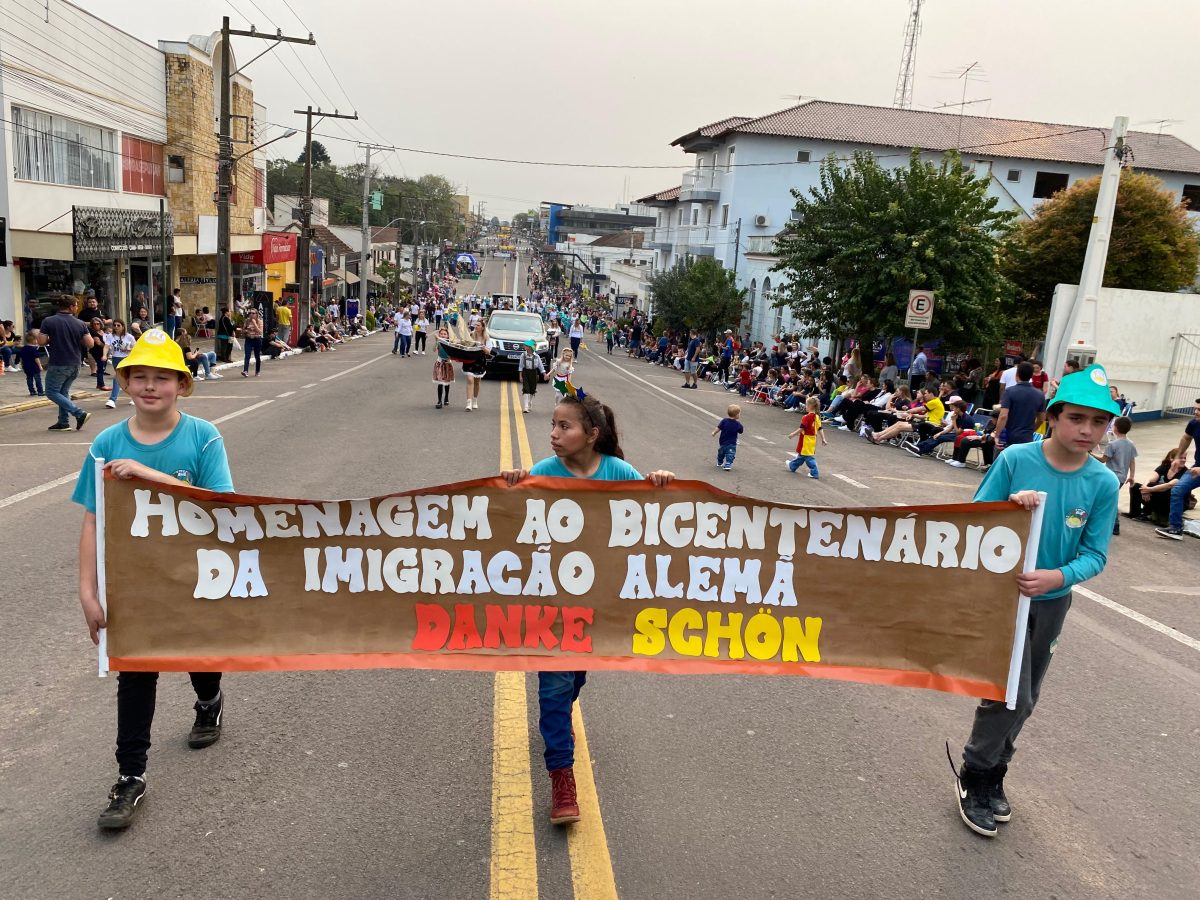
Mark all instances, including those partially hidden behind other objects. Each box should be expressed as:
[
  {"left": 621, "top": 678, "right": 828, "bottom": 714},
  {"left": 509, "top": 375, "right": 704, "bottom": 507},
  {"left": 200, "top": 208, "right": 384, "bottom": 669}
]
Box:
[
  {"left": 530, "top": 454, "right": 643, "bottom": 482},
  {"left": 72, "top": 414, "right": 235, "bottom": 514},
  {"left": 973, "top": 441, "right": 1118, "bottom": 600}
]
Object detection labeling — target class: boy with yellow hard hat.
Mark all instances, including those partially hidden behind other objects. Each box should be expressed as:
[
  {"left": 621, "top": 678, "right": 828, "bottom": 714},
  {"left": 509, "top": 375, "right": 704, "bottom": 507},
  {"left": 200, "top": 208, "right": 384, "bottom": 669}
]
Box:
[
  {"left": 72, "top": 329, "right": 236, "bottom": 830},
  {"left": 953, "top": 364, "right": 1121, "bottom": 838}
]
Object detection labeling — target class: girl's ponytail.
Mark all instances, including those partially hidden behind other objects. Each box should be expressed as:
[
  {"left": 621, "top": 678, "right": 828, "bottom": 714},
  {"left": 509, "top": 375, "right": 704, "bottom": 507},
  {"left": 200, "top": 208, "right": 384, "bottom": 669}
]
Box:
[{"left": 564, "top": 395, "right": 625, "bottom": 459}]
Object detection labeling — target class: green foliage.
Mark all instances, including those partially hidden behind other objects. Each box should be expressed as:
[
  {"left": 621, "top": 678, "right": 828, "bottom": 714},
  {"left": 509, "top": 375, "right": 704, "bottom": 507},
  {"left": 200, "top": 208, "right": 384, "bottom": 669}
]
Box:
[
  {"left": 772, "top": 149, "right": 1018, "bottom": 356},
  {"left": 1001, "top": 170, "right": 1200, "bottom": 340},
  {"left": 300, "top": 141, "right": 331, "bottom": 166},
  {"left": 266, "top": 160, "right": 466, "bottom": 244},
  {"left": 649, "top": 258, "right": 746, "bottom": 339},
  {"left": 365, "top": 310, "right": 377, "bottom": 331}
]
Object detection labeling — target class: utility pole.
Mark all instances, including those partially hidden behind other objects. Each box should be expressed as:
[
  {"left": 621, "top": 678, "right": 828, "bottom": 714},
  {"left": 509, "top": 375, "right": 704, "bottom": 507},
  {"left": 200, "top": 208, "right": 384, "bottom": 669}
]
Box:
[
  {"left": 1044, "top": 116, "right": 1129, "bottom": 378},
  {"left": 358, "top": 143, "right": 389, "bottom": 317},
  {"left": 0, "top": 35, "right": 14, "bottom": 327},
  {"left": 217, "top": 17, "right": 313, "bottom": 316},
  {"left": 731, "top": 217, "right": 742, "bottom": 276},
  {"left": 295, "top": 105, "right": 358, "bottom": 332}
]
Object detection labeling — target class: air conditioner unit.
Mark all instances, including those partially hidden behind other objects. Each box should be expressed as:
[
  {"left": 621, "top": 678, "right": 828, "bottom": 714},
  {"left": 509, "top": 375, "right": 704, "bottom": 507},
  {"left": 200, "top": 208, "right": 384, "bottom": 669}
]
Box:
[{"left": 754, "top": 214, "right": 770, "bottom": 227}]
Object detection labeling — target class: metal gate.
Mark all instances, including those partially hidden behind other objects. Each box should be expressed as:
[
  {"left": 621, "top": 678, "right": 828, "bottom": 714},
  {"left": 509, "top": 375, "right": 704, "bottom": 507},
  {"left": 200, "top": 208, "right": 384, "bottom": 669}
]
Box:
[{"left": 1165, "top": 333, "right": 1200, "bottom": 417}]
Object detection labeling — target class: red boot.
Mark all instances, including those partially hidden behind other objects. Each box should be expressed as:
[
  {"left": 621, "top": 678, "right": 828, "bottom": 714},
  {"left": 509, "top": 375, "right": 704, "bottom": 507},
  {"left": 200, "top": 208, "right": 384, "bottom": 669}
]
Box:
[{"left": 549, "top": 767, "right": 581, "bottom": 825}]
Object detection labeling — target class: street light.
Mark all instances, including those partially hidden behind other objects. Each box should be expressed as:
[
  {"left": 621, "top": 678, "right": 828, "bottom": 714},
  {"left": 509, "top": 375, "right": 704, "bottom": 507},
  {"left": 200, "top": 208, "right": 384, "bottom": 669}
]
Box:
[{"left": 232, "top": 128, "right": 298, "bottom": 162}]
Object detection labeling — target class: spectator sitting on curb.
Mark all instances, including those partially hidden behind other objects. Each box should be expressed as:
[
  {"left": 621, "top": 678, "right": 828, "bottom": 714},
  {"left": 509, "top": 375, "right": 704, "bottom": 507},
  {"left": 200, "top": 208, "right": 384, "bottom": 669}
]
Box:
[{"left": 174, "top": 330, "right": 220, "bottom": 381}]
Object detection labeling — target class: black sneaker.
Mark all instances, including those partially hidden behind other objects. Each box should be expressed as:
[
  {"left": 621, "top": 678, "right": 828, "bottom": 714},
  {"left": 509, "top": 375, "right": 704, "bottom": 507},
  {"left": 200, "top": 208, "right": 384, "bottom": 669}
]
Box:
[
  {"left": 97, "top": 775, "right": 146, "bottom": 830},
  {"left": 1155, "top": 526, "right": 1184, "bottom": 541},
  {"left": 987, "top": 764, "right": 1012, "bottom": 822},
  {"left": 47, "top": 422, "right": 72, "bottom": 432},
  {"left": 955, "top": 765, "right": 997, "bottom": 837},
  {"left": 903, "top": 444, "right": 923, "bottom": 457},
  {"left": 75, "top": 411, "right": 92, "bottom": 431},
  {"left": 187, "top": 695, "right": 223, "bottom": 749}
]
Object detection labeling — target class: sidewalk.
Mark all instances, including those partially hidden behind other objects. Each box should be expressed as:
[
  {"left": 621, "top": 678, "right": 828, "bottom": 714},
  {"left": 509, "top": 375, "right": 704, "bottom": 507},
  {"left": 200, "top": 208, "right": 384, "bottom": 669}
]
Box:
[{"left": 0, "top": 331, "right": 378, "bottom": 418}]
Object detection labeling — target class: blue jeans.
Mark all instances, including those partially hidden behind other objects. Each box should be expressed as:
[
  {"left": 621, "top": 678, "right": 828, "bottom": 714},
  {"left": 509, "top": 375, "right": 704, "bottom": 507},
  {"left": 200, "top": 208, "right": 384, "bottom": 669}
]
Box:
[
  {"left": 916, "top": 433, "right": 955, "bottom": 455},
  {"left": 396, "top": 333, "right": 411, "bottom": 355},
  {"left": 45, "top": 364, "right": 83, "bottom": 424},
  {"left": 538, "top": 671, "right": 586, "bottom": 771},
  {"left": 717, "top": 444, "right": 737, "bottom": 468},
  {"left": 789, "top": 454, "right": 819, "bottom": 477},
  {"left": 1168, "top": 469, "right": 1200, "bottom": 529},
  {"left": 26, "top": 370, "right": 44, "bottom": 395},
  {"left": 243, "top": 337, "right": 262, "bottom": 374}
]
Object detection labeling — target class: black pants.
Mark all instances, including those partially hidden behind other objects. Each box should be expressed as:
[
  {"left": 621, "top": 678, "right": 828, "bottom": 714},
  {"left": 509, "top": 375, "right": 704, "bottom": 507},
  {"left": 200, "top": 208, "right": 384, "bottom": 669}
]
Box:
[
  {"left": 953, "top": 436, "right": 995, "bottom": 465},
  {"left": 962, "top": 594, "right": 1071, "bottom": 771},
  {"left": 717, "top": 357, "right": 732, "bottom": 382},
  {"left": 414, "top": 331, "right": 427, "bottom": 352},
  {"left": 116, "top": 671, "right": 221, "bottom": 777}
]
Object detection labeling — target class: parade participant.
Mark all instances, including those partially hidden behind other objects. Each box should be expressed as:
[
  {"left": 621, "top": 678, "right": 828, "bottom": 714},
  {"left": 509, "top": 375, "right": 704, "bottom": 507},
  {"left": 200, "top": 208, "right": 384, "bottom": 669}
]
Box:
[
  {"left": 432, "top": 325, "right": 455, "bottom": 409},
  {"left": 241, "top": 309, "right": 264, "bottom": 377},
  {"left": 518, "top": 339, "right": 546, "bottom": 414},
  {"left": 413, "top": 311, "right": 429, "bottom": 355},
  {"left": 569, "top": 315, "right": 585, "bottom": 357},
  {"left": 462, "top": 320, "right": 492, "bottom": 411},
  {"left": 102, "top": 320, "right": 136, "bottom": 406},
  {"left": 501, "top": 393, "right": 674, "bottom": 825},
  {"left": 73, "top": 329, "right": 236, "bottom": 829},
  {"left": 550, "top": 348, "right": 576, "bottom": 404},
  {"left": 953, "top": 364, "right": 1120, "bottom": 838},
  {"left": 393, "top": 311, "right": 413, "bottom": 357},
  {"left": 88, "top": 318, "right": 110, "bottom": 391},
  {"left": 787, "top": 396, "right": 827, "bottom": 478},
  {"left": 712, "top": 403, "right": 744, "bottom": 470},
  {"left": 38, "top": 295, "right": 94, "bottom": 432}
]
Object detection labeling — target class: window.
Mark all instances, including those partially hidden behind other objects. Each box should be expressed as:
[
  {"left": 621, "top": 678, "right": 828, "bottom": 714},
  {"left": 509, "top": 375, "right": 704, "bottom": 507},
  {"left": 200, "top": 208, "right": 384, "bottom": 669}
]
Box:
[
  {"left": 721, "top": 204, "right": 730, "bottom": 227},
  {"left": 677, "top": 209, "right": 683, "bottom": 226},
  {"left": 121, "top": 136, "right": 164, "bottom": 195},
  {"left": 167, "top": 155, "right": 186, "bottom": 184},
  {"left": 1032, "top": 171, "right": 1069, "bottom": 199},
  {"left": 746, "top": 279, "right": 756, "bottom": 332},
  {"left": 1182, "top": 184, "right": 1200, "bottom": 211},
  {"left": 691, "top": 207, "right": 699, "bottom": 226},
  {"left": 1006, "top": 169, "right": 1021, "bottom": 183},
  {"left": 727, "top": 146, "right": 735, "bottom": 172},
  {"left": 12, "top": 106, "right": 117, "bottom": 190},
  {"left": 796, "top": 149, "right": 810, "bottom": 163}
]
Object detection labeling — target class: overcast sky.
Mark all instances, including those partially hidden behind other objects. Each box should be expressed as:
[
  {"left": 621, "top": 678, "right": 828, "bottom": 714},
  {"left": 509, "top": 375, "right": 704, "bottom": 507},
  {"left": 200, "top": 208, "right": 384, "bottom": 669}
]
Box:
[{"left": 84, "top": 0, "right": 1199, "bottom": 220}]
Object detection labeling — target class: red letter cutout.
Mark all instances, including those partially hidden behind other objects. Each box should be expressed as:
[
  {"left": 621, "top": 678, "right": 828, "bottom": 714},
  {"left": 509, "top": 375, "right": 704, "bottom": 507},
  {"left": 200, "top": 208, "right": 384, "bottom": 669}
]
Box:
[
  {"left": 523, "top": 605, "right": 560, "bottom": 650},
  {"left": 412, "top": 604, "right": 451, "bottom": 651},
  {"left": 560, "top": 607, "right": 594, "bottom": 653}
]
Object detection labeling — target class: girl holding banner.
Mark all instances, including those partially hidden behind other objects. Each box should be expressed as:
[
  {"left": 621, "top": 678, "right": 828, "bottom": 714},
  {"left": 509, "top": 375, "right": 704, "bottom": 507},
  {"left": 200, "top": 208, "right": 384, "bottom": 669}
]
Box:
[{"left": 503, "top": 392, "right": 674, "bottom": 826}]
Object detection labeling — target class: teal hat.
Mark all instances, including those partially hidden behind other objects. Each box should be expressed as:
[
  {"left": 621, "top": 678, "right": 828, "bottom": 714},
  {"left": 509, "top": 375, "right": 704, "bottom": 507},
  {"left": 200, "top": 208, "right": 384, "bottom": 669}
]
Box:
[
  {"left": 524, "top": 339, "right": 536, "bottom": 348},
  {"left": 1048, "top": 364, "right": 1122, "bottom": 416}
]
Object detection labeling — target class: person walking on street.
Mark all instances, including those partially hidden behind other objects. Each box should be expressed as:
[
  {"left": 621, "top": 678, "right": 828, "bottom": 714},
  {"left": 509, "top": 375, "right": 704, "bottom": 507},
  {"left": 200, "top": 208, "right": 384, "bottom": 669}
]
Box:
[
  {"left": 462, "top": 320, "right": 492, "bottom": 410},
  {"left": 995, "top": 361, "right": 1046, "bottom": 451},
  {"left": 241, "top": 310, "right": 263, "bottom": 377},
  {"left": 953, "top": 364, "right": 1120, "bottom": 838},
  {"left": 38, "top": 296, "right": 95, "bottom": 432},
  {"left": 682, "top": 329, "right": 702, "bottom": 389},
  {"left": 73, "top": 329, "right": 236, "bottom": 830},
  {"left": 518, "top": 339, "right": 546, "bottom": 413},
  {"left": 274, "top": 300, "right": 292, "bottom": 346},
  {"left": 1156, "top": 397, "right": 1200, "bottom": 540},
  {"left": 88, "top": 319, "right": 110, "bottom": 391},
  {"left": 569, "top": 315, "right": 584, "bottom": 358},
  {"left": 168, "top": 289, "right": 184, "bottom": 338},
  {"left": 18, "top": 332, "right": 45, "bottom": 397},
  {"left": 432, "top": 326, "right": 456, "bottom": 408},
  {"left": 104, "top": 321, "right": 135, "bottom": 408},
  {"left": 414, "top": 311, "right": 429, "bottom": 354}
]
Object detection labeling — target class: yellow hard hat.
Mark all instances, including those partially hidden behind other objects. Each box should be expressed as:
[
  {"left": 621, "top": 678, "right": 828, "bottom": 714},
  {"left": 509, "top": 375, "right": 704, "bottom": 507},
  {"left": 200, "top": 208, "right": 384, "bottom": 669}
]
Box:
[{"left": 116, "top": 329, "right": 194, "bottom": 396}]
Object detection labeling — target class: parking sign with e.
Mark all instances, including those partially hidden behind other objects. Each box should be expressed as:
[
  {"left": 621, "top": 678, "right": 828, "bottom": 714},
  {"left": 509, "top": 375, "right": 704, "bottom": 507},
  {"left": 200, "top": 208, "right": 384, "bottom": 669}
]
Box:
[{"left": 905, "top": 290, "right": 935, "bottom": 329}]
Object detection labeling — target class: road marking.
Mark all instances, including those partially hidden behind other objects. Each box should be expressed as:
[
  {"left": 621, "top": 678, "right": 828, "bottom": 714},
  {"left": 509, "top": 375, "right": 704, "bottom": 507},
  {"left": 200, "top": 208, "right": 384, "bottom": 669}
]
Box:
[
  {"left": 1076, "top": 585, "right": 1200, "bottom": 653},
  {"left": 301, "top": 383, "right": 318, "bottom": 389},
  {"left": 832, "top": 473, "right": 869, "bottom": 489},
  {"left": 753, "top": 435, "right": 774, "bottom": 444},
  {"left": 490, "top": 381, "right": 538, "bottom": 899},
  {"left": 511, "top": 383, "right": 533, "bottom": 467},
  {"left": 0, "top": 442, "right": 91, "bottom": 447},
  {"left": 874, "top": 474, "right": 972, "bottom": 489},
  {"left": 212, "top": 400, "right": 274, "bottom": 425},
  {"left": 182, "top": 395, "right": 262, "bottom": 400},
  {"left": 0, "top": 472, "right": 78, "bottom": 511},
  {"left": 567, "top": 703, "right": 619, "bottom": 900},
  {"left": 490, "top": 672, "right": 539, "bottom": 900},
  {"left": 892, "top": 501, "right": 907, "bottom": 506},
  {"left": 277, "top": 391, "right": 296, "bottom": 398},
  {"left": 320, "top": 354, "right": 388, "bottom": 382},
  {"left": 592, "top": 354, "right": 720, "bottom": 421}
]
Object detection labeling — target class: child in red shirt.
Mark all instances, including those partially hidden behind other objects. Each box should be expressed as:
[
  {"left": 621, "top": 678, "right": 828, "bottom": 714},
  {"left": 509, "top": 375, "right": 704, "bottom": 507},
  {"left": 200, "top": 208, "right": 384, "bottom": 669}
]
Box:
[
  {"left": 787, "top": 396, "right": 828, "bottom": 478},
  {"left": 737, "top": 365, "right": 753, "bottom": 396}
]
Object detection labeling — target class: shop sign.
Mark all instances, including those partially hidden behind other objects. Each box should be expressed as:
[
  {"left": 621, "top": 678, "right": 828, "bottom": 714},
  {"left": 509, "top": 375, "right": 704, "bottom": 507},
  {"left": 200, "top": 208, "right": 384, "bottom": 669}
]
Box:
[
  {"left": 232, "top": 232, "right": 298, "bottom": 265},
  {"left": 180, "top": 276, "right": 218, "bottom": 285},
  {"left": 73, "top": 206, "right": 173, "bottom": 261}
]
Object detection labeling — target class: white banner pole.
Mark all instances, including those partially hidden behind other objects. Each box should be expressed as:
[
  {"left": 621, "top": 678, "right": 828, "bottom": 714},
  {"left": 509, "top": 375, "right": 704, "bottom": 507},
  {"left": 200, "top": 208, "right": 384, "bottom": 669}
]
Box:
[
  {"left": 1004, "top": 491, "right": 1047, "bottom": 709},
  {"left": 94, "top": 457, "right": 109, "bottom": 678}
]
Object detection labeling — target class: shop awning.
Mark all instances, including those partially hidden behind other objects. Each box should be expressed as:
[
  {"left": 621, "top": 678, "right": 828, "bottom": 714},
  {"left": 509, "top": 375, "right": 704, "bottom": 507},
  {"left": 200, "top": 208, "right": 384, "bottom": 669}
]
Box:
[
  {"left": 366, "top": 273, "right": 386, "bottom": 285},
  {"left": 327, "top": 266, "right": 360, "bottom": 285}
]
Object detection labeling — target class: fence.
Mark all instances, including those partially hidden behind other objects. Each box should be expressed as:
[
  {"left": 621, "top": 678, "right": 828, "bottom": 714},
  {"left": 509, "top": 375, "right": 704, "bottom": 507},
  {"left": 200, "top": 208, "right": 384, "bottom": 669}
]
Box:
[{"left": 1165, "top": 333, "right": 1200, "bottom": 417}]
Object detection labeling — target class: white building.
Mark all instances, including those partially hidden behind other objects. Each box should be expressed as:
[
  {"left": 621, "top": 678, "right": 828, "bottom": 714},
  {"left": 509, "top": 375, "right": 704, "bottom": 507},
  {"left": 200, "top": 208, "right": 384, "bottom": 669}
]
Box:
[
  {"left": 0, "top": 0, "right": 170, "bottom": 327},
  {"left": 638, "top": 100, "right": 1200, "bottom": 344}
]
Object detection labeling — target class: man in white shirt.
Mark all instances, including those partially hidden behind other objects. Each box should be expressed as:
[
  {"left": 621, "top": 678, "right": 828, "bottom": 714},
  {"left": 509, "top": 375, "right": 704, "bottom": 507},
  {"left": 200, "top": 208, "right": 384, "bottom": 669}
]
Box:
[{"left": 998, "top": 358, "right": 1023, "bottom": 399}]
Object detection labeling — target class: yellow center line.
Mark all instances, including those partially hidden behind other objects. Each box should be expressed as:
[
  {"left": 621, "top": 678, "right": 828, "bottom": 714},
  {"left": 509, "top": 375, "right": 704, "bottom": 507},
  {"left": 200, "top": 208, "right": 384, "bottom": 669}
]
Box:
[
  {"left": 509, "top": 380, "right": 620, "bottom": 900},
  {"left": 491, "top": 381, "right": 539, "bottom": 900}
]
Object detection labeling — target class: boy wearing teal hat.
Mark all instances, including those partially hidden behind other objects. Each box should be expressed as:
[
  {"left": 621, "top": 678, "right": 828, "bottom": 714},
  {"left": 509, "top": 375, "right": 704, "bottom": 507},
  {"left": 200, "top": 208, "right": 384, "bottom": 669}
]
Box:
[{"left": 954, "top": 363, "right": 1120, "bottom": 838}]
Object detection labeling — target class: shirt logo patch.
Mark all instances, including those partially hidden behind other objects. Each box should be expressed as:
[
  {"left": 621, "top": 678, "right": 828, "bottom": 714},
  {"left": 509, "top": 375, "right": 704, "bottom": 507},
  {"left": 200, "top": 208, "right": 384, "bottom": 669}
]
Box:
[
  {"left": 173, "top": 469, "right": 194, "bottom": 485},
  {"left": 1065, "top": 508, "right": 1088, "bottom": 529},
  {"left": 1090, "top": 368, "right": 1107, "bottom": 386}
]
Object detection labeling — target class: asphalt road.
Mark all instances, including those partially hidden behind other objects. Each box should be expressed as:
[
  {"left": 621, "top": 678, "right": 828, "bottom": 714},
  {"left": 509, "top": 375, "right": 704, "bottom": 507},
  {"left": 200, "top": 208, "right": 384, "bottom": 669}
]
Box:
[{"left": 2, "top": 254, "right": 1198, "bottom": 899}]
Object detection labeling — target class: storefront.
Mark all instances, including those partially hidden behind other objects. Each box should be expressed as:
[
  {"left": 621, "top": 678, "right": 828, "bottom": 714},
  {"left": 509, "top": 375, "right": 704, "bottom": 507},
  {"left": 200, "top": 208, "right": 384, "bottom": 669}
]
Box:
[{"left": 232, "top": 231, "right": 297, "bottom": 303}]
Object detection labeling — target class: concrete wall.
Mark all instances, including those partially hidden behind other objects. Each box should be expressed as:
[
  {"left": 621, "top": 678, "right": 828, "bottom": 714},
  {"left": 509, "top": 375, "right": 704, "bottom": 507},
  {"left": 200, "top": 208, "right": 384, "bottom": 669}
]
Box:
[{"left": 1049, "top": 283, "right": 1200, "bottom": 416}]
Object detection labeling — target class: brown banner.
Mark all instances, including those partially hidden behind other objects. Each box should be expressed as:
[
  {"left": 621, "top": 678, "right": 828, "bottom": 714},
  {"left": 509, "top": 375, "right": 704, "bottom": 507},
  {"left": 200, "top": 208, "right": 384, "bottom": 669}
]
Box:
[{"left": 100, "top": 475, "right": 1032, "bottom": 700}]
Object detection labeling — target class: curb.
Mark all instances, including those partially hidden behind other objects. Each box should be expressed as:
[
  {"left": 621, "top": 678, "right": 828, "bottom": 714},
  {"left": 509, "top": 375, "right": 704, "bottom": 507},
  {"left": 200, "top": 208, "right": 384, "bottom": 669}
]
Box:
[{"left": 0, "top": 329, "right": 381, "bottom": 417}]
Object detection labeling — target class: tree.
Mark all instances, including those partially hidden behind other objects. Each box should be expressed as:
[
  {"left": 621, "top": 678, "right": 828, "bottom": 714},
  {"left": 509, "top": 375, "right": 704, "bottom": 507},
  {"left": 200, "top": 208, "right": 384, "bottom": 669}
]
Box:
[
  {"left": 490, "top": 216, "right": 501, "bottom": 228},
  {"left": 1002, "top": 170, "right": 1200, "bottom": 340},
  {"left": 299, "top": 141, "right": 331, "bottom": 166},
  {"left": 773, "top": 150, "right": 1017, "bottom": 372},
  {"left": 649, "top": 258, "right": 746, "bottom": 338}
]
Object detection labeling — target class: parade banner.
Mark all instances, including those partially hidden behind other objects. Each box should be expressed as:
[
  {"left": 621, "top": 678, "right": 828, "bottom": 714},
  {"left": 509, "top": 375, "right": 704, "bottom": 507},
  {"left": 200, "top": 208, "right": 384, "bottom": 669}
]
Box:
[{"left": 97, "top": 474, "right": 1037, "bottom": 703}]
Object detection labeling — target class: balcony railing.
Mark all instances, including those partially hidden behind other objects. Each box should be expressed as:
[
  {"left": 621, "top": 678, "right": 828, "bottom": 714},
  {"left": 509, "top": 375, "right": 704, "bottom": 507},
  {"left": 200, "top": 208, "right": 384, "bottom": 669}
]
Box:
[{"left": 679, "top": 167, "right": 723, "bottom": 201}]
